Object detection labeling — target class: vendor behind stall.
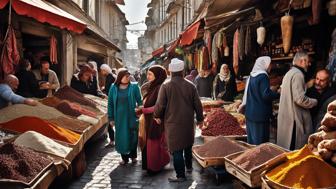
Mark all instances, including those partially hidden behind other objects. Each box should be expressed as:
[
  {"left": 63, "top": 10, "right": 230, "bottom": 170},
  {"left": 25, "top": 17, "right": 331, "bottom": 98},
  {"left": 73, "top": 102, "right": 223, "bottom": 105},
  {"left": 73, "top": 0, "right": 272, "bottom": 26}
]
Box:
[
  {"left": 0, "top": 75, "right": 37, "bottom": 109},
  {"left": 306, "top": 69, "right": 336, "bottom": 130},
  {"left": 70, "top": 64, "right": 106, "bottom": 98},
  {"left": 33, "top": 60, "right": 60, "bottom": 98},
  {"left": 213, "top": 64, "right": 237, "bottom": 102},
  {"left": 16, "top": 59, "right": 39, "bottom": 98},
  {"left": 195, "top": 69, "right": 214, "bottom": 98}
]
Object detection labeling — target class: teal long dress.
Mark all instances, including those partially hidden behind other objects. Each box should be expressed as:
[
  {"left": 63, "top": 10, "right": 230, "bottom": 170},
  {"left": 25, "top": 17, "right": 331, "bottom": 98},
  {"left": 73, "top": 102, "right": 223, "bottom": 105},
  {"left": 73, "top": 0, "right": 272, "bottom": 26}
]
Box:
[{"left": 108, "top": 83, "right": 142, "bottom": 154}]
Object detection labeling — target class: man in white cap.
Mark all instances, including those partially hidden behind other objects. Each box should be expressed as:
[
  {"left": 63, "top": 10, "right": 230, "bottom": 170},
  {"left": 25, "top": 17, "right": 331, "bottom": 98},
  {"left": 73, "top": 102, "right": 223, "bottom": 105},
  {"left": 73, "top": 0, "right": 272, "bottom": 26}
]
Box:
[{"left": 154, "top": 58, "right": 204, "bottom": 182}]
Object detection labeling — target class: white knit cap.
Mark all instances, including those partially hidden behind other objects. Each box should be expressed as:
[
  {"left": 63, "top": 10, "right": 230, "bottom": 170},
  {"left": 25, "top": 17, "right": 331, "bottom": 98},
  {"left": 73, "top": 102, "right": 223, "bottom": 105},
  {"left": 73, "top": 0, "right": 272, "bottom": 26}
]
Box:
[
  {"left": 100, "top": 64, "right": 112, "bottom": 73},
  {"left": 168, "top": 58, "right": 184, "bottom": 72}
]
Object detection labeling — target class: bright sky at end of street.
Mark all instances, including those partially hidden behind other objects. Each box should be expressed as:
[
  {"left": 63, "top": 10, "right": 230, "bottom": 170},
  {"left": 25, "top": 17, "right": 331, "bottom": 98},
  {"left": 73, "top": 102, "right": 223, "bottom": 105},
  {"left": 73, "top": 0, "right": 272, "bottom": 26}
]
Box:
[{"left": 118, "top": 0, "right": 151, "bottom": 49}]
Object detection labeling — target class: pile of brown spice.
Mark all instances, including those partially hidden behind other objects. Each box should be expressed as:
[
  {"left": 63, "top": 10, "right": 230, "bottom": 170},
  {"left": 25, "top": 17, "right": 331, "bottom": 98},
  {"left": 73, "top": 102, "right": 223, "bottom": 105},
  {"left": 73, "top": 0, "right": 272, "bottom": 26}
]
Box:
[
  {"left": 0, "top": 143, "right": 52, "bottom": 184},
  {"left": 54, "top": 86, "right": 96, "bottom": 108},
  {"left": 194, "top": 136, "right": 247, "bottom": 158},
  {"left": 232, "top": 143, "right": 285, "bottom": 171},
  {"left": 47, "top": 116, "right": 91, "bottom": 133},
  {"left": 39, "top": 97, "right": 62, "bottom": 107}
]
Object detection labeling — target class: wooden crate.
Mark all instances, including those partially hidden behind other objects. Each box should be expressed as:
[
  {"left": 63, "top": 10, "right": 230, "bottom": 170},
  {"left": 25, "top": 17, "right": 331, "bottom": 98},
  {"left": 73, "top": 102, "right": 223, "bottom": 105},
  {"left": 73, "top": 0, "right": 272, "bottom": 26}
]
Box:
[
  {"left": 224, "top": 143, "right": 288, "bottom": 188},
  {"left": 202, "top": 135, "right": 247, "bottom": 143},
  {"left": 260, "top": 154, "right": 336, "bottom": 189},
  {"left": 192, "top": 141, "right": 253, "bottom": 168},
  {"left": 192, "top": 146, "right": 226, "bottom": 168}
]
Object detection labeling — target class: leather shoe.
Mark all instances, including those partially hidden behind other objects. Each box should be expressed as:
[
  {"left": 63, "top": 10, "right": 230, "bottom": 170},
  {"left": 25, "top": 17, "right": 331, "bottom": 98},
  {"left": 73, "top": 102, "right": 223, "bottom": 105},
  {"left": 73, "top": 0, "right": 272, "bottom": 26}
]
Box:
[{"left": 168, "top": 176, "right": 186, "bottom": 182}]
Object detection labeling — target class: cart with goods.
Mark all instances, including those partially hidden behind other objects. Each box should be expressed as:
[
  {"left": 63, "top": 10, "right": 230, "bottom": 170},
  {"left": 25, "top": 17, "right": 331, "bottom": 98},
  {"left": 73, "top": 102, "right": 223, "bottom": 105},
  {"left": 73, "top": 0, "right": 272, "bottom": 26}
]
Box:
[{"left": 224, "top": 143, "right": 288, "bottom": 188}]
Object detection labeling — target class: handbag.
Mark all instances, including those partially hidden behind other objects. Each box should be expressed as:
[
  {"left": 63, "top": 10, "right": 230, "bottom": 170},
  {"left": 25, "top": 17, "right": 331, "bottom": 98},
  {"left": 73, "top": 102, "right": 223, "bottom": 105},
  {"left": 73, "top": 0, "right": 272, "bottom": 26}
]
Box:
[{"left": 138, "top": 114, "right": 146, "bottom": 150}]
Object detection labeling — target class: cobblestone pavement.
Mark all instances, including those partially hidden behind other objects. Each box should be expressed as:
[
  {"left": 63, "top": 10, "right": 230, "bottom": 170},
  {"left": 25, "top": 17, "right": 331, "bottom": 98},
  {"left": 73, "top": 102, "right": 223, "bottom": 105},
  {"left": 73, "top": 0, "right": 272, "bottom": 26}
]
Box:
[{"left": 59, "top": 130, "right": 248, "bottom": 189}]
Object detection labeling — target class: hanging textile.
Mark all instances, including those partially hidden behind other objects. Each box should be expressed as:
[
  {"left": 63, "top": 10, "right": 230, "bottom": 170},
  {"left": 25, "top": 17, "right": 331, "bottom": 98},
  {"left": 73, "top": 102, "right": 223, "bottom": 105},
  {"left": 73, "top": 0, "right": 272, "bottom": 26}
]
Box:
[
  {"left": 50, "top": 35, "right": 57, "bottom": 64},
  {"left": 326, "top": 28, "right": 336, "bottom": 83},
  {"left": 203, "top": 30, "right": 212, "bottom": 60},
  {"left": 211, "top": 33, "right": 218, "bottom": 64},
  {"left": 199, "top": 48, "right": 203, "bottom": 72},
  {"left": 202, "top": 46, "right": 210, "bottom": 70},
  {"left": 222, "top": 32, "right": 227, "bottom": 50},
  {"left": 0, "top": 25, "right": 20, "bottom": 79},
  {"left": 233, "top": 29, "right": 239, "bottom": 76},
  {"left": 238, "top": 26, "right": 245, "bottom": 60},
  {"left": 245, "top": 26, "right": 251, "bottom": 56},
  {"left": 216, "top": 31, "right": 223, "bottom": 53},
  {"left": 194, "top": 51, "right": 199, "bottom": 71}
]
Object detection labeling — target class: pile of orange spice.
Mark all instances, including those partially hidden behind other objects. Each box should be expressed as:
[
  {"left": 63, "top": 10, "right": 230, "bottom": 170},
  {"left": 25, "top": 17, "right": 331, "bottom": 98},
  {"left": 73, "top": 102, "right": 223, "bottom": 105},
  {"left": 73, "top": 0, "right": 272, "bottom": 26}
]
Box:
[
  {"left": 266, "top": 145, "right": 336, "bottom": 188},
  {"left": 0, "top": 116, "right": 80, "bottom": 144}
]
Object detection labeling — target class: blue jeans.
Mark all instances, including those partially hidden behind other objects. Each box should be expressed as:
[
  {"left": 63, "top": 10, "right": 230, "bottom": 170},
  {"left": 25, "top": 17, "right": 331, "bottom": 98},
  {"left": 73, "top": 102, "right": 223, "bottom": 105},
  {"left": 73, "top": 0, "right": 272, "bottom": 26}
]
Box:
[{"left": 172, "top": 146, "right": 192, "bottom": 178}]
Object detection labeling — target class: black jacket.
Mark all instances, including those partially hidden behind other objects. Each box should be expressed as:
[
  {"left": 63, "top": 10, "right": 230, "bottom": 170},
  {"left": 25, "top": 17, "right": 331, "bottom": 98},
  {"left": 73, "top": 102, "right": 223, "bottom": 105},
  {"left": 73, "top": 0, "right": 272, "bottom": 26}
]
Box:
[
  {"left": 16, "top": 70, "right": 39, "bottom": 98},
  {"left": 70, "top": 75, "right": 104, "bottom": 97},
  {"left": 104, "top": 73, "right": 115, "bottom": 95}
]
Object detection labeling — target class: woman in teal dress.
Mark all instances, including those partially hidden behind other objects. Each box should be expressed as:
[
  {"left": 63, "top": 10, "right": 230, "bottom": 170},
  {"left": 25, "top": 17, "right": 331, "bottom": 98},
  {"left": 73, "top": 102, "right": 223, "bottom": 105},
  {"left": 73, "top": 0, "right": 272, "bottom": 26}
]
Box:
[{"left": 108, "top": 68, "right": 142, "bottom": 164}]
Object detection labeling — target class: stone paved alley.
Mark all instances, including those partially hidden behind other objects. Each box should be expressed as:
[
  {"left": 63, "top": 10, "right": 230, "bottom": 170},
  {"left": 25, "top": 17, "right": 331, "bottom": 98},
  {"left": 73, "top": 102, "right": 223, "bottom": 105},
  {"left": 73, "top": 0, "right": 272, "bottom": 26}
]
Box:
[{"left": 54, "top": 130, "right": 248, "bottom": 189}]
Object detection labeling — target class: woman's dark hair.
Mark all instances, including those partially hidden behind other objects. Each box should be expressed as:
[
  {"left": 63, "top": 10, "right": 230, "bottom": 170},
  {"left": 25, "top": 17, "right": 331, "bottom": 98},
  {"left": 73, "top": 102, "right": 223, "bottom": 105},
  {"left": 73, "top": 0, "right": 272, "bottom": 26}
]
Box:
[
  {"left": 78, "top": 64, "right": 94, "bottom": 78},
  {"left": 18, "top": 59, "right": 31, "bottom": 71},
  {"left": 115, "top": 68, "right": 130, "bottom": 86}
]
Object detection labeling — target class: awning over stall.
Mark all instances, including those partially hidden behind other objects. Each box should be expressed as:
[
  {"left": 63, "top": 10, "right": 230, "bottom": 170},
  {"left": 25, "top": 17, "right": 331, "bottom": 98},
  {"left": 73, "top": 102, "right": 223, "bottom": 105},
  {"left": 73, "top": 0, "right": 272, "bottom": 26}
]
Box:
[
  {"left": 179, "top": 21, "right": 201, "bottom": 46},
  {"left": 0, "top": 0, "right": 86, "bottom": 34}
]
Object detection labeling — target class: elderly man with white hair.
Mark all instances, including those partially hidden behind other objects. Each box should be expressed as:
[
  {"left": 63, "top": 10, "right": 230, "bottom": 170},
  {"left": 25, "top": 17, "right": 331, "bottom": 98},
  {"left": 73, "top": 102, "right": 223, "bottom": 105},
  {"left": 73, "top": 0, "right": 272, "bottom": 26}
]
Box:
[
  {"left": 242, "top": 56, "right": 279, "bottom": 145},
  {"left": 277, "top": 51, "right": 318, "bottom": 150},
  {"left": 154, "top": 58, "right": 204, "bottom": 182}
]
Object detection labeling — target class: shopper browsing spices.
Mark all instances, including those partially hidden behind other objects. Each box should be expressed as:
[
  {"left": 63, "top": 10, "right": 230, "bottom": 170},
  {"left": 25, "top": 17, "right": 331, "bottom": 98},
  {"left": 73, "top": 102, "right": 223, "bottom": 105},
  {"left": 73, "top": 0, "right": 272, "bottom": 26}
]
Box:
[
  {"left": 100, "top": 63, "right": 116, "bottom": 146},
  {"left": 108, "top": 68, "right": 142, "bottom": 165},
  {"left": 213, "top": 64, "right": 237, "bottom": 102},
  {"left": 140, "top": 65, "right": 170, "bottom": 174},
  {"left": 242, "top": 56, "right": 279, "bottom": 145},
  {"left": 154, "top": 58, "right": 204, "bottom": 182},
  {"left": 194, "top": 69, "right": 214, "bottom": 98}
]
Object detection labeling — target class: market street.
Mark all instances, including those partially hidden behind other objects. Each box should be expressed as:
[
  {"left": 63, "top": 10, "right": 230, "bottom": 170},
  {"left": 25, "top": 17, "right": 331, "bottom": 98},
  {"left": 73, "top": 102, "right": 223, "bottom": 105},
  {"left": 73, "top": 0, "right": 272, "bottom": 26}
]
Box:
[{"left": 59, "top": 130, "right": 247, "bottom": 189}]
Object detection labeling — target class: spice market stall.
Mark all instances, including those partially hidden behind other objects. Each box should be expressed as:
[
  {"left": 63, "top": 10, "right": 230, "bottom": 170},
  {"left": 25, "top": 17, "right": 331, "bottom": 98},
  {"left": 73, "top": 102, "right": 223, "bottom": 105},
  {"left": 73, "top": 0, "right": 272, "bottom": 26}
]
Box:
[{"left": 0, "top": 85, "right": 108, "bottom": 189}]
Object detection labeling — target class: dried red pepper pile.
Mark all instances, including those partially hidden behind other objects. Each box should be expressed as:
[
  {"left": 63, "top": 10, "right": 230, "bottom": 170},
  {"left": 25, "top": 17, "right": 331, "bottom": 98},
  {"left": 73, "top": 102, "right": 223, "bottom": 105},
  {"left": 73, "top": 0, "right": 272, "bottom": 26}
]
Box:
[{"left": 201, "top": 108, "right": 246, "bottom": 136}]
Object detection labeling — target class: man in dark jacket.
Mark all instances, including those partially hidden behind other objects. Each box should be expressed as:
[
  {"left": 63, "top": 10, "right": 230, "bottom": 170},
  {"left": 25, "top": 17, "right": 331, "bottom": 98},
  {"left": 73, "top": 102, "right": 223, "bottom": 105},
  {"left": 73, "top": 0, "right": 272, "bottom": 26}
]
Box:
[
  {"left": 307, "top": 69, "right": 336, "bottom": 130},
  {"left": 194, "top": 69, "right": 214, "bottom": 98},
  {"left": 154, "top": 58, "right": 204, "bottom": 182}
]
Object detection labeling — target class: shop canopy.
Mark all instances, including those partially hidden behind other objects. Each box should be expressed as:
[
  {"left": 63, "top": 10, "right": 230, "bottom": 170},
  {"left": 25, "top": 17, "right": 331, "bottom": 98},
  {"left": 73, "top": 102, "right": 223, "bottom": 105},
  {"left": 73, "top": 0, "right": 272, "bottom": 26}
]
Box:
[
  {"left": 0, "top": 0, "right": 86, "bottom": 34},
  {"left": 179, "top": 21, "right": 201, "bottom": 46},
  {"left": 152, "top": 46, "right": 165, "bottom": 57}
]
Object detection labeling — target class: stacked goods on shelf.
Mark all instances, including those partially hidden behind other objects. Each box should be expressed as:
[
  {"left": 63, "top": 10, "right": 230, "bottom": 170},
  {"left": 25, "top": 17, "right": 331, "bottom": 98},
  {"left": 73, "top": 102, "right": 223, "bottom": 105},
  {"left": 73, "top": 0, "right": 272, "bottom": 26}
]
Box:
[
  {"left": 0, "top": 116, "right": 80, "bottom": 145},
  {"left": 232, "top": 143, "right": 285, "bottom": 171},
  {"left": 308, "top": 100, "right": 336, "bottom": 164},
  {"left": 14, "top": 131, "right": 72, "bottom": 159},
  {"left": 201, "top": 108, "right": 246, "bottom": 136},
  {"left": 54, "top": 86, "right": 96, "bottom": 108},
  {"left": 0, "top": 143, "right": 52, "bottom": 184},
  {"left": 265, "top": 145, "right": 336, "bottom": 188},
  {"left": 193, "top": 136, "right": 247, "bottom": 158}
]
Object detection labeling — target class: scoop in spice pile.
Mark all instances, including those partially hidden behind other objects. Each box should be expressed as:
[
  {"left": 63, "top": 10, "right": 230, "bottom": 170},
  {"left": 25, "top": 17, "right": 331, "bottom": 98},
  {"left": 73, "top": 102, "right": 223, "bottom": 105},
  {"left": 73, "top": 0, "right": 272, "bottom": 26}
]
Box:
[
  {"left": 193, "top": 136, "right": 247, "bottom": 158},
  {"left": 201, "top": 108, "right": 246, "bottom": 136}
]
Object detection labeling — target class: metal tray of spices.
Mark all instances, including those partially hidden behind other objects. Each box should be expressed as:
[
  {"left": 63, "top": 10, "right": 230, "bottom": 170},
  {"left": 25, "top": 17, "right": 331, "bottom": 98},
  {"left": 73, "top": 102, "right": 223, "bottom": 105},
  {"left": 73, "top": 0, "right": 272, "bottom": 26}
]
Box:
[
  {"left": 0, "top": 154, "right": 54, "bottom": 187},
  {"left": 192, "top": 141, "right": 254, "bottom": 168},
  {"left": 224, "top": 143, "right": 288, "bottom": 188}
]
